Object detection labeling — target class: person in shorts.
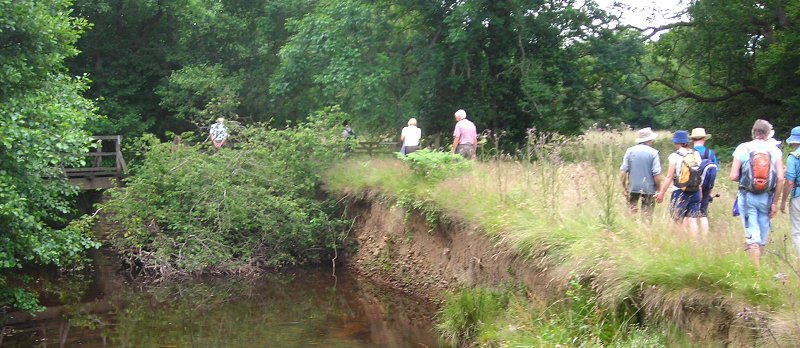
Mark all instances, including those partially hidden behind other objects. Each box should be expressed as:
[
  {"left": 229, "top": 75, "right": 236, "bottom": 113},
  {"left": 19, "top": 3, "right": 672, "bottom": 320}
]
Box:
[
  {"left": 619, "top": 127, "right": 663, "bottom": 221},
  {"left": 780, "top": 126, "right": 800, "bottom": 258},
  {"left": 691, "top": 128, "right": 718, "bottom": 234},
  {"left": 656, "top": 130, "right": 701, "bottom": 236}
]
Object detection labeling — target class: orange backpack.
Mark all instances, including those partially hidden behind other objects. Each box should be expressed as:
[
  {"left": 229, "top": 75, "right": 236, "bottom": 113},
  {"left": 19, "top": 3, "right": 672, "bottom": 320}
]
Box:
[{"left": 740, "top": 145, "right": 776, "bottom": 193}]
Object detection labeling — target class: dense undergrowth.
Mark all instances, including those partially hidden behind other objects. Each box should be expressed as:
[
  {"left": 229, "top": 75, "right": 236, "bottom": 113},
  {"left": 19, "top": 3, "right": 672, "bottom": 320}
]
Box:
[
  {"left": 104, "top": 110, "right": 351, "bottom": 276},
  {"left": 324, "top": 127, "right": 800, "bottom": 347}
]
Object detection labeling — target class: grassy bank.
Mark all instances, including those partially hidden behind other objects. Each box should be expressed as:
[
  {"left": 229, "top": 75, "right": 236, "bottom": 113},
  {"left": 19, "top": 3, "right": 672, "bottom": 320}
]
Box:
[{"left": 324, "top": 128, "right": 800, "bottom": 346}]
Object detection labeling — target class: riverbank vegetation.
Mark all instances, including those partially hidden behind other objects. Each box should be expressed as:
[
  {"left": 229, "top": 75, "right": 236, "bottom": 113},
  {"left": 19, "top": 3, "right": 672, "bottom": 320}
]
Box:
[
  {"left": 324, "top": 128, "right": 800, "bottom": 346},
  {"left": 0, "top": 0, "right": 101, "bottom": 313},
  {"left": 104, "top": 110, "right": 350, "bottom": 276}
]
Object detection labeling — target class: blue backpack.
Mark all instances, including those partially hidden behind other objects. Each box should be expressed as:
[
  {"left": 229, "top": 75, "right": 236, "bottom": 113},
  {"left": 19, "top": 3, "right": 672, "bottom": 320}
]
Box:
[{"left": 699, "top": 148, "right": 717, "bottom": 192}]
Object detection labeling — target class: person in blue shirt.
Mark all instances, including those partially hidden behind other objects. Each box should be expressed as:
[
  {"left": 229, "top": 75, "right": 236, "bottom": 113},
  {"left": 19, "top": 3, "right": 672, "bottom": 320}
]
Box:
[
  {"left": 780, "top": 126, "right": 800, "bottom": 257},
  {"left": 691, "top": 128, "right": 718, "bottom": 235}
]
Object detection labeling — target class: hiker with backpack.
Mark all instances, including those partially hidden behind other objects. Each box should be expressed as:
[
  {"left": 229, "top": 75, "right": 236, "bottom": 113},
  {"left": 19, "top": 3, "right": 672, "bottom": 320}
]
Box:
[
  {"left": 655, "top": 130, "right": 703, "bottom": 237},
  {"left": 619, "top": 127, "right": 663, "bottom": 221},
  {"left": 691, "top": 128, "right": 719, "bottom": 235},
  {"left": 779, "top": 126, "right": 800, "bottom": 258},
  {"left": 729, "top": 119, "right": 785, "bottom": 266}
]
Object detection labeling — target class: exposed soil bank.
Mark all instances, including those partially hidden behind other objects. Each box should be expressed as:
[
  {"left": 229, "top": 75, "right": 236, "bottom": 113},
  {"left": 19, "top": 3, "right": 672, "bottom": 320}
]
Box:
[{"left": 342, "top": 193, "right": 756, "bottom": 347}]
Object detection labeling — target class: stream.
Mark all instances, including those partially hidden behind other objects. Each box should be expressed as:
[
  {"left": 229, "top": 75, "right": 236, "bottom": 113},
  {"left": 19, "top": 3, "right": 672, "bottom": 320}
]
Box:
[{"left": 1, "top": 249, "right": 441, "bottom": 347}]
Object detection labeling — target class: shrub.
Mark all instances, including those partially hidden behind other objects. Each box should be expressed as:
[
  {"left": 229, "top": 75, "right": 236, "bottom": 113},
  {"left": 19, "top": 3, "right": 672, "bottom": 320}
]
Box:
[
  {"left": 104, "top": 109, "right": 350, "bottom": 276},
  {"left": 399, "top": 149, "right": 472, "bottom": 181}
]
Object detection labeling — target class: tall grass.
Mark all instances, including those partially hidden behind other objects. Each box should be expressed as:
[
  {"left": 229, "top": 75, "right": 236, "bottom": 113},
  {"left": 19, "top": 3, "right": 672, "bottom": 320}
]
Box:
[{"left": 323, "top": 127, "right": 800, "bottom": 345}]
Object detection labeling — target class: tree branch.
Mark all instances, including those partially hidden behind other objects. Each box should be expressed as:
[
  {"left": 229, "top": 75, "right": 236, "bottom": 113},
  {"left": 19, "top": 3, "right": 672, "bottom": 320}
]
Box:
[
  {"left": 622, "top": 78, "right": 767, "bottom": 106},
  {"left": 620, "top": 21, "right": 694, "bottom": 39}
]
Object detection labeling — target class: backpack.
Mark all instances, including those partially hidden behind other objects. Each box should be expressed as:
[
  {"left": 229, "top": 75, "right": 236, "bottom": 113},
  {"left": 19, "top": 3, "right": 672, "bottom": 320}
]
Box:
[
  {"left": 673, "top": 149, "right": 703, "bottom": 192},
  {"left": 739, "top": 145, "right": 777, "bottom": 193},
  {"left": 791, "top": 150, "right": 800, "bottom": 194},
  {"left": 698, "top": 148, "right": 717, "bottom": 192}
]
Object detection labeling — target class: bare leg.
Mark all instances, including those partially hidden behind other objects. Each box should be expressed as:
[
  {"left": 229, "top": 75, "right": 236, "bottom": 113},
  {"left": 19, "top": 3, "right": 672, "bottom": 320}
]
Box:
[
  {"left": 683, "top": 217, "right": 699, "bottom": 240},
  {"left": 746, "top": 245, "right": 761, "bottom": 266},
  {"left": 699, "top": 216, "right": 709, "bottom": 237}
]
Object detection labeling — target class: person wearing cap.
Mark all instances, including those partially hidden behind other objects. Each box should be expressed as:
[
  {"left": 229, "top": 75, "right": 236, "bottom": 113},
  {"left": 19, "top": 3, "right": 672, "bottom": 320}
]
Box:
[
  {"left": 400, "top": 118, "right": 421, "bottom": 155},
  {"left": 619, "top": 127, "right": 663, "bottom": 220},
  {"left": 729, "top": 119, "right": 785, "bottom": 266},
  {"left": 209, "top": 117, "right": 228, "bottom": 149},
  {"left": 655, "top": 130, "right": 702, "bottom": 235},
  {"left": 691, "top": 128, "right": 718, "bottom": 235},
  {"left": 780, "top": 126, "right": 800, "bottom": 257},
  {"left": 451, "top": 109, "right": 477, "bottom": 159}
]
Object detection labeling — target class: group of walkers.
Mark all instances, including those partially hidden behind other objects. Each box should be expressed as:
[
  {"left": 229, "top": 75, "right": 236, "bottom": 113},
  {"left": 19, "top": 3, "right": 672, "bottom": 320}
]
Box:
[
  {"left": 621, "top": 120, "right": 800, "bottom": 265},
  {"left": 358, "top": 109, "right": 800, "bottom": 266}
]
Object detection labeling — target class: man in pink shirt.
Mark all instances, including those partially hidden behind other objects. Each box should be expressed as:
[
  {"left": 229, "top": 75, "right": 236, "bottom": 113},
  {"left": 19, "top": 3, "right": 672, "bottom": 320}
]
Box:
[{"left": 451, "top": 109, "right": 478, "bottom": 159}]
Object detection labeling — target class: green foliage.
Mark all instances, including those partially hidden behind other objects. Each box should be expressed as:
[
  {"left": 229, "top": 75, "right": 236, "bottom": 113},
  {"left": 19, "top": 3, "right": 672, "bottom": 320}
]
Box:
[
  {"left": 639, "top": 0, "right": 800, "bottom": 142},
  {"left": 399, "top": 149, "right": 472, "bottom": 182},
  {"left": 105, "top": 110, "right": 349, "bottom": 274},
  {"left": 0, "top": 0, "right": 101, "bottom": 312},
  {"left": 156, "top": 64, "right": 243, "bottom": 125},
  {"left": 66, "top": 0, "right": 651, "bottom": 141},
  {"left": 69, "top": 0, "right": 315, "bottom": 137},
  {"left": 436, "top": 282, "right": 665, "bottom": 347},
  {"left": 437, "top": 288, "right": 507, "bottom": 347}
]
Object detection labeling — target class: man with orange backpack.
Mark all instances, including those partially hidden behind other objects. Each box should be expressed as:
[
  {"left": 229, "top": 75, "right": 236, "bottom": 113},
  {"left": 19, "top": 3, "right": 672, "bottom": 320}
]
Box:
[
  {"left": 656, "top": 130, "right": 703, "bottom": 237},
  {"left": 729, "top": 119, "right": 785, "bottom": 266}
]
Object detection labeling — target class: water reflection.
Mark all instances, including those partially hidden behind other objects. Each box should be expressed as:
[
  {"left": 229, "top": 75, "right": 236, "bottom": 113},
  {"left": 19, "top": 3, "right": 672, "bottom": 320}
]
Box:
[{"left": 2, "top": 267, "right": 441, "bottom": 347}]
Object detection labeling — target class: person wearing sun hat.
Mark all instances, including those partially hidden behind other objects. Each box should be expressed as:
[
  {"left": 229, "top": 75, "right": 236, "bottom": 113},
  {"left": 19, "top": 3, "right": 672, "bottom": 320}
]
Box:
[
  {"left": 620, "top": 127, "right": 663, "bottom": 220},
  {"left": 656, "top": 130, "right": 702, "bottom": 236},
  {"left": 780, "top": 126, "right": 800, "bottom": 257},
  {"left": 691, "top": 128, "right": 718, "bottom": 235}
]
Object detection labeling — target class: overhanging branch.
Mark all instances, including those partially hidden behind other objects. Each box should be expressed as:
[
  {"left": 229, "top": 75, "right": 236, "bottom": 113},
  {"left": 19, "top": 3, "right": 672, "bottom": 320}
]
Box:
[
  {"left": 621, "top": 78, "right": 767, "bottom": 106},
  {"left": 620, "top": 21, "right": 694, "bottom": 39}
]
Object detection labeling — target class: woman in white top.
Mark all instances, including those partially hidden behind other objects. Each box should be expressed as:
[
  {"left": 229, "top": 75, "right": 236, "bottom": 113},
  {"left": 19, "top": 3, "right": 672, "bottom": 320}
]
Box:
[{"left": 400, "top": 118, "right": 421, "bottom": 155}]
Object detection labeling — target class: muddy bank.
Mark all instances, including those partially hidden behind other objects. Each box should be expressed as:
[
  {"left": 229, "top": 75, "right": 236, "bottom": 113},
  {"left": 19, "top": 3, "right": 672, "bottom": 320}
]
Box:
[{"left": 341, "top": 193, "right": 755, "bottom": 346}]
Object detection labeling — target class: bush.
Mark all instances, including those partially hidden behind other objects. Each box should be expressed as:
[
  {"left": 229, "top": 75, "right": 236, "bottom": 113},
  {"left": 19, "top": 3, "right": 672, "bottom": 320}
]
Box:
[
  {"left": 105, "top": 110, "right": 350, "bottom": 276},
  {"left": 399, "top": 149, "right": 472, "bottom": 181}
]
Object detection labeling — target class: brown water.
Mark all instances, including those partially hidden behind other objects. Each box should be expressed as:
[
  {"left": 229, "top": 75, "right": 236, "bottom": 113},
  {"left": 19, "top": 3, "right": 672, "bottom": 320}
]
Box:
[{"left": 1, "top": 251, "right": 441, "bottom": 347}]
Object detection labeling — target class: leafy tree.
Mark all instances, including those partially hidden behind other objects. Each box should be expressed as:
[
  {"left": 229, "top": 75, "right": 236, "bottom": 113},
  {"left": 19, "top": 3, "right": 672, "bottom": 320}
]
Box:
[
  {"left": 69, "top": 0, "right": 315, "bottom": 137},
  {"left": 0, "top": 0, "right": 100, "bottom": 312},
  {"left": 156, "top": 64, "right": 243, "bottom": 126},
  {"left": 628, "top": 0, "right": 800, "bottom": 143},
  {"left": 273, "top": 0, "right": 646, "bottom": 139}
]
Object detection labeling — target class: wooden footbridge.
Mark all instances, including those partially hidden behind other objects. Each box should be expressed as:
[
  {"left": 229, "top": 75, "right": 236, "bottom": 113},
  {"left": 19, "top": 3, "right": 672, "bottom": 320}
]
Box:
[{"left": 64, "top": 135, "right": 127, "bottom": 190}]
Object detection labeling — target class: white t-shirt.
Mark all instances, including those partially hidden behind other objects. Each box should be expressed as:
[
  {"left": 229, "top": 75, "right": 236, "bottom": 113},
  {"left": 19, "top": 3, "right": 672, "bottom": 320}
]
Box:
[
  {"left": 667, "top": 147, "right": 702, "bottom": 190},
  {"left": 732, "top": 140, "right": 783, "bottom": 166},
  {"left": 401, "top": 126, "right": 421, "bottom": 147}
]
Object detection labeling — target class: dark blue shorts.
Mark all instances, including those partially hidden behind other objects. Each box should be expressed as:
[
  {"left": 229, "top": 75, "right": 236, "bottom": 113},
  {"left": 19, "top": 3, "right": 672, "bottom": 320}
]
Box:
[{"left": 670, "top": 190, "right": 701, "bottom": 221}]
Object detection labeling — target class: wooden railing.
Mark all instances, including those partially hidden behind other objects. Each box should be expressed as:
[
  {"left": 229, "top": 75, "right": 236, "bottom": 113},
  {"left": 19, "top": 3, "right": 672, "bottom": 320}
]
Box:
[
  {"left": 64, "top": 135, "right": 127, "bottom": 190},
  {"left": 354, "top": 141, "right": 400, "bottom": 156}
]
